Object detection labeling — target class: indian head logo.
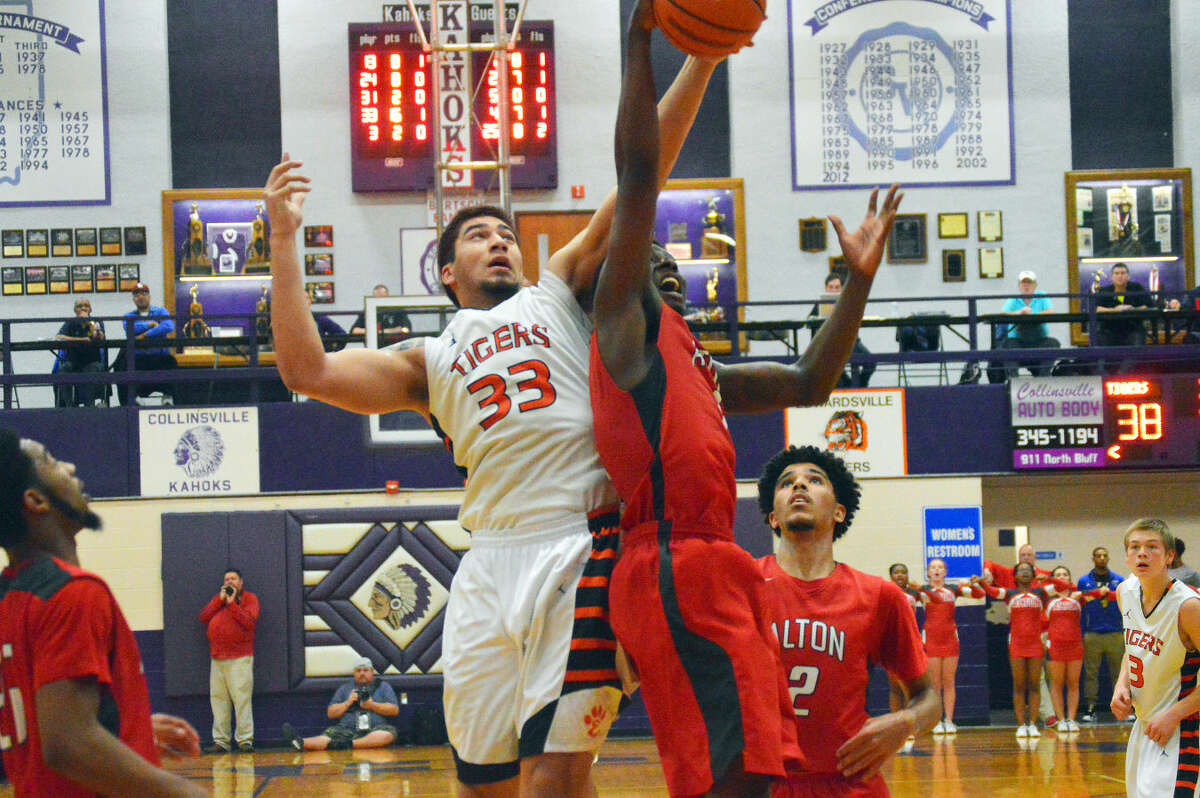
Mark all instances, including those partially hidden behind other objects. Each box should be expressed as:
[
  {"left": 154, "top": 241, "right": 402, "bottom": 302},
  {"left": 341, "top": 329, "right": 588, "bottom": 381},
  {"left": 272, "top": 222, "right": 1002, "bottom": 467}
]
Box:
[
  {"left": 584, "top": 704, "right": 610, "bottom": 738},
  {"left": 173, "top": 425, "right": 225, "bottom": 477},
  {"left": 823, "top": 410, "right": 867, "bottom": 452},
  {"left": 368, "top": 563, "right": 432, "bottom": 631}
]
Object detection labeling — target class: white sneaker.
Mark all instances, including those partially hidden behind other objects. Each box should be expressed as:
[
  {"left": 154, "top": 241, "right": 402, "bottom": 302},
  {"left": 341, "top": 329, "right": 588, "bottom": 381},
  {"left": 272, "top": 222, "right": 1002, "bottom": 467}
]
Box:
[
  {"left": 942, "top": 721, "right": 957, "bottom": 734},
  {"left": 932, "top": 720, "right": 946, "bottom": 735},
  {"left": 1070, "top": 719, "right": 1082, "bottom": 732},
  {"left": 1056, "top": 719, "right": 1071, "bottom": 732},
  {"left": 1016, "top": 724, "right": 1029, "bottom": 738},
  {"left": 1027, "top": 723, "right": 1041, "bottom": 737}
]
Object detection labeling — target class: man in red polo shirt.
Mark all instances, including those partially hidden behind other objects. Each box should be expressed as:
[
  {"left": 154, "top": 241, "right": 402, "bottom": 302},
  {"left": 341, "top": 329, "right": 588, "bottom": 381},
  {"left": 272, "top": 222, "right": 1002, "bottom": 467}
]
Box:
[
  {"left": 0, "top": 428, "right": 204, "bottom": 797},
  {"left": 199, "top": 568, "right": 258, "bottom": 753},
  {"left": 983, "top": 544, "right": 1052, "bottom": 589}
]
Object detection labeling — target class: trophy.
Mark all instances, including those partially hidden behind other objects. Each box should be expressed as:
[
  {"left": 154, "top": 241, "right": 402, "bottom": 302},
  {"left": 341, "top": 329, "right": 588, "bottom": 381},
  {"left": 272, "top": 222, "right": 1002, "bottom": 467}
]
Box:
[
  {"left": 244, "top": 201, "right": 271, "bottom": 274},
  {"left": 705, "top": 266, "right": 725, "bottom": 322},
  {"left": 183, "top": 284, "right": 210, "bottom": 339},
  {"left": 255, "top": 284, "right": 271, "bottom": 341},
  {"left": 701, "top": 197, "right": 729, "bottom": 259},
  {"left": 180, "top": 202, "right": 213, "bottom": 275}
]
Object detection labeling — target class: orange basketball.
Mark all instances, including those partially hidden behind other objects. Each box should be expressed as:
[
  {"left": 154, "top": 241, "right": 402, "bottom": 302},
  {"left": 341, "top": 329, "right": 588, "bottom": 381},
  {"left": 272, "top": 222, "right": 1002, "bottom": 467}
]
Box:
[{"left": 653, "top": 0, "right": 767, "bottom": 58}]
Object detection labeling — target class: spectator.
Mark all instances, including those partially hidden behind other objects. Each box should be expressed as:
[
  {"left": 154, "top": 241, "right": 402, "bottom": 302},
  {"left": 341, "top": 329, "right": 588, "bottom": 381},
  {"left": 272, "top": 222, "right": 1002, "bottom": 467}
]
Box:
[
  {"left": 113, "top": 283, "right": 177, "bottom": 405},
  {"left": 991, "top": 270, "right": 1060, "bottom": 379},
  {"left": 199, "top": 568, "right": 259, "bottom": 753},
  {"left": 0, "top": 429, "right": 206, "bottom": 797},
  {"left": 350, "top": 284, "right": 411, "bottom": 344},
  {"left": 982, "top": 543, "right": 1051, "bottom": 590},
  {"left": 1094, "top": 262, "right": 1151, "bottom": 347},
  {"left": 281, "top": 658, "right": 399, "bottom": 751},
  {"left": 1169, "top": 537, "right": 1200, "bottom": 589},
  {"left": 808, "top": 270, "right": 874, "bottom": 387},
  {"left": 307, "top": 293, "right": 346, "bottom": 352},
  {"left": 1165, "top": 285, "right": 1200, "bottom": 343},
  {"left": 54, "top": 298, "right": 107, "bottom": 406},
  {"left": 1077, "top": 546, "right": 1123, "bottom": 723}
]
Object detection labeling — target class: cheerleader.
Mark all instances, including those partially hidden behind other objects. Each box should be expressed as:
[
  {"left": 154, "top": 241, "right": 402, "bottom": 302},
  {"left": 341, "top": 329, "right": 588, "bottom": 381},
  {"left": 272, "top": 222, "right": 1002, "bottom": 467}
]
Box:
[
  {"left": 920, "top": 558, "right": 984, "bottom": 734},
  {"left": 888, "top": 563, "right": 926, "bottom": 719},
  {"left": 1044, "top": 565, "right": 1107, "bottom": 732}
]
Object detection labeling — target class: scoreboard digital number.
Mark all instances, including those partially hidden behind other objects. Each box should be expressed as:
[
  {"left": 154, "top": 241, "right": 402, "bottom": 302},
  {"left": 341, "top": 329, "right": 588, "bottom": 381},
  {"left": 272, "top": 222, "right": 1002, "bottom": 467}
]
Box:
[
  {"left": 1012, "top": 376, "right": 1200, "bottom": 470},
  {"left": 348, "top": 21, "right": 557, "bottom": 191}
]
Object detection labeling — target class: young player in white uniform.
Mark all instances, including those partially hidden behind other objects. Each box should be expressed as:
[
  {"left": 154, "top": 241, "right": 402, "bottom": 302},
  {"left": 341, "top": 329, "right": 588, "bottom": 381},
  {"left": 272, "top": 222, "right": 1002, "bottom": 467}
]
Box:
[
  {"left": 1111, "top": 518, "right": 1200, "bottom": 798},
  {"left": 263, "top": 55, "right": 719, "bottom": 797}
]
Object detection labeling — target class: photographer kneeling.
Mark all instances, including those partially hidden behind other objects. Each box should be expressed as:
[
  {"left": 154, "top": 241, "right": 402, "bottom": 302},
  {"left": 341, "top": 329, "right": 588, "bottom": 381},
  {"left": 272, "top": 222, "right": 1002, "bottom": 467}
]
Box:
[{"left": 282, "top": 658, "right": 399, "bottom": 751}]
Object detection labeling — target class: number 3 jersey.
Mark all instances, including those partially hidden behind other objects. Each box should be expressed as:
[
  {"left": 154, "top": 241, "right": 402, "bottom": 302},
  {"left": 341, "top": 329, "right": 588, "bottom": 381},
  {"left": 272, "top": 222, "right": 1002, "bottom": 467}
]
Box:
[
  {"left": 424, "top": 271, "right": 617, "bottom": 536},
  {"left": 1117, "top": 576, "right": 1200, "bottom": 720},
  {"left": 758, "top": 559, "right": 926, "bottom": 784}
]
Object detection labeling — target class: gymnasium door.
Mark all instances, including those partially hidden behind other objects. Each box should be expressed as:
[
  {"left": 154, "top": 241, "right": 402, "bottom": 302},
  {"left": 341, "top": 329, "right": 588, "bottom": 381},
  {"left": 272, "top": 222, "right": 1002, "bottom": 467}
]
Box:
[{"left": 515, "top": 210, "right": 593, "bottom": 285}]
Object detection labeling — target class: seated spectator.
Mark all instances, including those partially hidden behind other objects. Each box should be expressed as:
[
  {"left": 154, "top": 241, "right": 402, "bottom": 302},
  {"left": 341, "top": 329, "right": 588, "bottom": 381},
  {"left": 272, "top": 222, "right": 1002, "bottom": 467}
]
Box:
[
  {"left": 1166, "top": 285, "right": 1200, "bottom": 343},
  {"left": 1169, "top": 538, "right": 1200, "bottom": 589},
  {"left": 281, "top": 658, "right": 399, "bottom": 751},
  {"left": 54, "top": 299, "right": 107, "bottom": 406},
  {"left": 990, "top": 270, "right": 1059, "bottom": 380},
  {"left": 308, "top": 293, "right": 347, "bottom": 352},
  {"left": 112, "top": 283, "right": 177, "bottom": 405},
  {"left": 351, "top": 284, "right": 411, "bottom": 345},
  {"left": 1094, "top": 263, "right": 1151, "bottom": 347},
  {"left": 808, "top": 270, "right": 874, "bottom": 387}
]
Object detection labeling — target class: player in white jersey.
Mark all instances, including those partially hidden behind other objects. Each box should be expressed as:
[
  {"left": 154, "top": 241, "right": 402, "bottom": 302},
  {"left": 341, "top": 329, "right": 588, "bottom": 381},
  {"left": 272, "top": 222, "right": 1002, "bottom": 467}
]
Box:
[
  {"left": 1111, "top": 518, "right": 1200, "bottom": 798},
  {"left": 263, "top": 55, "right": 719, "bottom": 797}
]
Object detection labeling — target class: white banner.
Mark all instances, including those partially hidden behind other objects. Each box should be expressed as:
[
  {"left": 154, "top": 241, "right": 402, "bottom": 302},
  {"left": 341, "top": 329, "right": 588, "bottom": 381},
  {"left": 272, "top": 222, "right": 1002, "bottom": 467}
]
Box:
[
  {"left": 138, "top": 407, "right": 260, "bottom": 497},
  {"left": 784, "top": 389, "right": 907, "bottom": 478}
]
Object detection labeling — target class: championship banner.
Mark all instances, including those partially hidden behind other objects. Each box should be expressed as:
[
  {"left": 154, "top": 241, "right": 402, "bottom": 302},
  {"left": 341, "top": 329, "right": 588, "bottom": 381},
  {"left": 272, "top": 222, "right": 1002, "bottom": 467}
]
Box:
[
  {"left": 138, "top": 407, "right": 260, "bottom": 497},
  {"left": 787, "top": 0, "right": 1014, "bottom": 190},
  {"left": 1009, "top": 376, "right": 1105, "bottom": 469},
  {"left": 784, "top": 388, "right": 907, "bottom": 477},
  {"left": 0, "top": 0, "right": 109, "bottom": 206},
  {"left": 923, "top": 505, "right": 982, "bottom": 580}
]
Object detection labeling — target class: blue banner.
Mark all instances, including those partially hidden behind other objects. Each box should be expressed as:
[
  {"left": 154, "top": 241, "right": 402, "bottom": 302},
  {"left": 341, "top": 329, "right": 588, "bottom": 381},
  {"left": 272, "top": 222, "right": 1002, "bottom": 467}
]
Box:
[
  {"left": 0, "top": 13, "right": 84, "bottom": 52},
  {"left": 923, "top": 506, "right": 983, "bottom": 581},
  {"left": 804, "top": 0, "right": 995, "bottom": 36}
]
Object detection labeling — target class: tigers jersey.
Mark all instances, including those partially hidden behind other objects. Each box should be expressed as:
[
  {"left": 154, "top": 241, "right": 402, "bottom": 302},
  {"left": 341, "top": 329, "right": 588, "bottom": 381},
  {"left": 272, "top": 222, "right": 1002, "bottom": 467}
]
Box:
[{"left": 424, "top": 271, "right": 617, "bottom": 536}]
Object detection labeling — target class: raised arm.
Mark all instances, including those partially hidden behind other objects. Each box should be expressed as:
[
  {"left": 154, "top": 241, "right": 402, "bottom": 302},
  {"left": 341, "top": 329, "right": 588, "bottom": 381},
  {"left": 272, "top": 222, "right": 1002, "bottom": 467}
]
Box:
[
  {"left": 547, "top": 49, "right": 720, "bottom": 304},
  {"left": 265, "top": 156, "right": 430, "bottom": 415},
  {"left": 718, "top": 186, "right": 902, "bottom": 413},
  {"left": 592, "top": 1, "right": 661, "bottom": 391}
]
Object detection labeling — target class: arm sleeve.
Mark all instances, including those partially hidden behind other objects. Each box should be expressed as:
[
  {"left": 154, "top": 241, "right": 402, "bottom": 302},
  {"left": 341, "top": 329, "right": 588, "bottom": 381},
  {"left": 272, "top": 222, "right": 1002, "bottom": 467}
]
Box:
[
  {"left": 144, "top": 309, "right": 174, "bottom": 338},
  {"left": 228, "top": 593, "right": 259, "bottom": 631},
  {"left": 981, "top": 584, "right": 1004, "bottom": 600},
  {"left": 199, "top": 595, "right": 223, "bottom": 623},
  {"left": 960, "top": 583, "right": 985, "bottom": 599},
  {"left": 372, "top": 681, "right": 398, "bottom": 706},
  {"left": 330, "top": 683, "right": 351, "bottom": 707},
  {"left": 31, "top": 579, "right": 115, "bottom": 691},
  {"left": 877, "top": 583, "right": 927, "bottom": 683}
]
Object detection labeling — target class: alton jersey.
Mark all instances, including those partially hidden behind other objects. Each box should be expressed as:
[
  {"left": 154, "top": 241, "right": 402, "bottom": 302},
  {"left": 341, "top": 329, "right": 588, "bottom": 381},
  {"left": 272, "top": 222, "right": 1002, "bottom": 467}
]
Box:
[
  {"left": 424, "top": 271, "right": 617, "bottom": 536},
  {"left": 0, "top": 556, "right": 158, "bottom": 798}
]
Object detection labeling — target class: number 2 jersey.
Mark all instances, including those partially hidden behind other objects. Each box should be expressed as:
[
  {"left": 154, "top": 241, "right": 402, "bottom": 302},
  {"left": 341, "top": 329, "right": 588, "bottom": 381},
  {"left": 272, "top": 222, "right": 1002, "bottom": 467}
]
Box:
[
  {"left": 1117, "top": 576, "right": 1200, "bottom": 721},
  {"left": 0, "top": 555, "right": 158, "bottom": 798},
  {"left": 758, "top": 558, "right": 926, "bottom": 795},
  {"left": 424, "top": 271, "right": 618, "bottom": 536}
]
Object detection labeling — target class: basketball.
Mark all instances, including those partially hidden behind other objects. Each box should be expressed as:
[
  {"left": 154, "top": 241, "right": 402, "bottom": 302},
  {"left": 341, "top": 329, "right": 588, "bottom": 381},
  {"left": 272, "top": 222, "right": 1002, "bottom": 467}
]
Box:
[{"left": 653, "top": 0, "right": 767, "bottom": 58}]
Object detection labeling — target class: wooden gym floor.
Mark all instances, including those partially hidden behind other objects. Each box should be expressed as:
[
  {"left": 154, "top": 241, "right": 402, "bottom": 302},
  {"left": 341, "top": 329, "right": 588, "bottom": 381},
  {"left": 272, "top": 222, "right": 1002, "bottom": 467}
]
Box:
[{"left": 0, "top": 723, "right": 1137, "bottom": 796}]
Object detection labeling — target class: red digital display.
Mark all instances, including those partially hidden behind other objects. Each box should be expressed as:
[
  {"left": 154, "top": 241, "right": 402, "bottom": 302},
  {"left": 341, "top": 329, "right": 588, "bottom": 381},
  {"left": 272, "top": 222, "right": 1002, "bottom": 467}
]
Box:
[
  {"left": 354, "top": 49, "right": 432, "bottom": 158},
  {"left": 473, "top": 46, "right": 556, "bottom": 159}
]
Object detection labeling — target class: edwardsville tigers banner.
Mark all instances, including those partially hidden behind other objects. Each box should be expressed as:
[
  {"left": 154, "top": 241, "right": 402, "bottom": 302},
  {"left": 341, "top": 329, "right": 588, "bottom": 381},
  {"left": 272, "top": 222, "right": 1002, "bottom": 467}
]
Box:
[{"left": 784, "top": 389, "right": 908, "bottom": 477}]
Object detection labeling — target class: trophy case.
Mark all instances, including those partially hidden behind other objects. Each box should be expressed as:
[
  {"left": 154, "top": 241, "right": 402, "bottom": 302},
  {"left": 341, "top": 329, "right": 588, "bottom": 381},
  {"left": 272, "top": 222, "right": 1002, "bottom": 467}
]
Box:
[{"left": 1065, "top": 168, "right": 1194, "bottom": 344}]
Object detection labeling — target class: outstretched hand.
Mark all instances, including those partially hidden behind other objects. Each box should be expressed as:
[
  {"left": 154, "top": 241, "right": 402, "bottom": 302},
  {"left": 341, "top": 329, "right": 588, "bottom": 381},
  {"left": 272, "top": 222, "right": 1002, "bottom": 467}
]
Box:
[
  {"left": 830, "top": 184, "right": 903, "bottom": 284},
  {"left": 263, "top": 152, "right": 312, "bottom": 238},
  {"left": 151, "top": 713, "right": 201, "bottom": 758}
]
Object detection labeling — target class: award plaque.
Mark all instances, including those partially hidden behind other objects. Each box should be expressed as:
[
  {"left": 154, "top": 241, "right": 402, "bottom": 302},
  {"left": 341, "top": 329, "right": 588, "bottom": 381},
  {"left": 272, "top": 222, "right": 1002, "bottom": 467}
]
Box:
[
  {"left": 71, "top": 264, "right": 95, "bottom": 293},
  {"left": 25, "top": 229, "right": 49, "bottom": 257},
  {"left": 123, "top": 226, "right": 147, "bottom": 256},
  {"left": 304, "top": 225, "right": 333, "bottom": 248},
  {"left": 75, "top": 228, "right": 98, "bottom": 256},
  {"left": 938, "top": 213, "right": 968, "bottom": 239},
  {"left": 305, "top": 253, "right": 334, "bottom": 276},
  {"left": 798, "top": 218, "right": 827, "bottom": 252},
  {"left": 51, "top": 229, "right": 74, "bottom": 257},
  {"left": 2, "top": 266, "right": 23, "bottom": 295},
  {"left": 94, "top": 264, "right": 117, "bottom": 292},
  {"left": 977, "top": 210, "right": 1003, "bottom": 242},
  {"left": 887, "top": 214, "right": 928, "bottom": 264},
  {"left": 3, "top": 229, "right": 24, "bottom": 258},
  {"left": 306, "top": 281, "right": 335, "bottom": 303},
  {"left": 99, "top": 227, "right": 122, "bottom": 256},
  {"left": 48, "top": 265, "right": 71, "bottom": 293},
  {"left": 942, "top": 249, "right": 966, "bottom": 282},
  {"left": 978, "top": 247, "right": 1004, "bottom": 279},
  {"left": 24, "top": 265, "right": 47, "bottom": 294},
  {"left": 118, "top": 263, "right": 140, "bottom": 292}
]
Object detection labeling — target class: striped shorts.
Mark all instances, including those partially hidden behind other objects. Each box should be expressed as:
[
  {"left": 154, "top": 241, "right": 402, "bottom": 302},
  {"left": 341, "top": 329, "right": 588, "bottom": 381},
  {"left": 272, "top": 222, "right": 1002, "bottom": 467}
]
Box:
[{"left": 442, "top": 508, "right": 622, "bottom": 781}]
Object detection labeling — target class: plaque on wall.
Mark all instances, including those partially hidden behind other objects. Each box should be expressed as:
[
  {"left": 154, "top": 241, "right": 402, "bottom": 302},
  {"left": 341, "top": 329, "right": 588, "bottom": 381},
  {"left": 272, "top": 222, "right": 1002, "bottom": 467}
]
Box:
[
  {"left": 71, "top": 264, "right": 94, "bottom": 293},
  {"left": 306, "top": 281, "right": 335, "bottom": 303},
  {"left": 798, "top": 218, "right": 827, "bottom": 252},
  {"left": 887, "top": 214, "right": 928, "bottom": 264},
  {"left": 304, "top": 225, "right": 333, "bottom": 247},
  {"left": 978, "top": 247, "right": 1004, "bottom": 279},
  {"left": 2, "top": 266, "right": 23, "bottom": 295},
  {"left": 51, "top": 229, "right": 74, "bottom": 257},
  {"left": 977, "top": 210, "right": 1003, "bottom": 242},
  {"left": 118, "top": 263, "right": 140, "bottom": 292},
  {"left": 305, "top": 253, "right": 334, "bottom": 276},
  {"left": 123, "top": 226, "right": 147, "bottom": 255},
  {"left": 99, "top": 227, "right": 122, "bottom": 256},
  {"left": 942, "top": 249, "right": 966, "bottom": 282},
  {"left": 94, "top": 264, "right": 116, "bottom": 292},
  {"left": 938, "top": 213, "right": 968, "bottom": 239},
  {"left": 3, "top": 229, "right": 24, "bottom": 257},
  {"left": 48, "top": 265, "right": 71, "bottom": 293},
  {"left": 24, "top": 265, "right": 47, "bottom": 294},
  {"left": 25, "top": 229, "right": 49, "bottom": 257},
  {"left": 75, "top": 228, "right": 98, "bottom": 256}
]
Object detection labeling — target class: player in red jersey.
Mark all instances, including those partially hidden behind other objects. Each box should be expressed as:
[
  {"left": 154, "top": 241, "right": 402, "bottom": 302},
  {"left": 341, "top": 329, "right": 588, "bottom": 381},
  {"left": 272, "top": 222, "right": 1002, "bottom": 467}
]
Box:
[
  {"left": 919, "top": 558, "right": 984, "bottom": 735},
  {"left": 1043, "top": 565, "right": 1107, "bottom": 732},
  {"left": 757, "top": 447, "right": 939, "bottom": 797},
  {"left": 589, "top": 4, "right": 902, "bottom": 794},
  {"left": 0, "top": 429, "right": 204, "bottom": 798}
]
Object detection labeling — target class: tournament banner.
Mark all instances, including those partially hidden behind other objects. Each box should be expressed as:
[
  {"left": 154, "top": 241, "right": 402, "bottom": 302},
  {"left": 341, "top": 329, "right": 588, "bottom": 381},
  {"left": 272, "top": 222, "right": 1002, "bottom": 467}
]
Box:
[
  {"left": 923, "top": 505, "right": 982, "bottom": 580},
  {"left": 787, "top": 0, "right": 1014, "bottom": 190},
  {"left": 138, "top": 407, "right": 260, "bottom": 497},
  {"left": 784, "top": 388, "right": 907, "bottom": 478},
  {"left": 1009, "top": 375, "right": 1105, "bottom": 469},
  {"left": 0, "top": 0, "right": 109, "bottom": 206}
]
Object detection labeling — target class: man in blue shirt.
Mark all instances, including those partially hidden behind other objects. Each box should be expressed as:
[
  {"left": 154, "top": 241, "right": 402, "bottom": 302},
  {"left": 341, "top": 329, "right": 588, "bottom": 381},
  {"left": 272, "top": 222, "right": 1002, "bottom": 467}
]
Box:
[
  {"left": 1077, "top": 546, "right": 1124, "bottom": 722},
  {"left": 281, "top": 658, "right": 399, "bottom": 750},
  {"left": 113, "top": 283, "right": 177, "bottom": 405},
  {"left": 992, "top": 270, "right": 1059, "bottom": 380}
]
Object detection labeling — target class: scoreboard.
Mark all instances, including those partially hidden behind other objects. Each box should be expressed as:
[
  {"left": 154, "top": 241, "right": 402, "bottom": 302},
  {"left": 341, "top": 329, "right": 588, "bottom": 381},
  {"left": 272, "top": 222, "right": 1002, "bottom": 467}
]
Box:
[
  {"left": 348, "top": 21, "right": 557, "bottom": 191},
  {"left": 1011, "top": 375, "right": 1200, "bottom": 470}
]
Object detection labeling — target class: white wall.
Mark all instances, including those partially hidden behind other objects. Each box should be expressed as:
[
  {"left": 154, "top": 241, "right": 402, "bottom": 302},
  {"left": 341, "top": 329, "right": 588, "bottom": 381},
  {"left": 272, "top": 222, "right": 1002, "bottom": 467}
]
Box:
[{"left": 1172, "top": 0, "right": 1198, "bottom": 277}]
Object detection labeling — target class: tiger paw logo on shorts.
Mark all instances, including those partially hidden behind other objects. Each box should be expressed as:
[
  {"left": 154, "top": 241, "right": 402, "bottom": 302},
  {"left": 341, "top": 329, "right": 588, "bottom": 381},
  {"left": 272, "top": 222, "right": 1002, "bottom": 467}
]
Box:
[
  {"left": 823, "top": 410, "right": 867, "bottom": 451},
  {"left": 584, "top": 704, "right": 609, "bottom": 738}
]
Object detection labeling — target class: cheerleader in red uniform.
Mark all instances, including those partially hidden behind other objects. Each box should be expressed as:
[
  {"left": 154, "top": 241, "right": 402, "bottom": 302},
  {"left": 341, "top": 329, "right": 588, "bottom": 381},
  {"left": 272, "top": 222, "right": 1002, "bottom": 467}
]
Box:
[
  {"left": 888, "top": 563, "right": 926, "bottom": 724},
  {"left": 978, "top": 562, "right": 1074, "bottom": 738},
  {"left": 1044, "top": 565, "right": 1107, "bottom": 733},
  {"left": 919, "top": 558, "right": 984, "bottom": 735}
]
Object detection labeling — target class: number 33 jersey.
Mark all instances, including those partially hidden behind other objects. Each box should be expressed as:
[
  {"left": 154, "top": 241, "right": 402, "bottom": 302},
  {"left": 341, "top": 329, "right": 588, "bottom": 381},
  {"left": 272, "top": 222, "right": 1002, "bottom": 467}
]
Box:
[
  {"left": 424, "top": 271, "right": 617, "bottom": 536},
  {"left": 758, "top": 559, "right": 926, "bottom": 778},
  {"left": 1117, "top": 576, "right": 1200, "bottom": 720}
]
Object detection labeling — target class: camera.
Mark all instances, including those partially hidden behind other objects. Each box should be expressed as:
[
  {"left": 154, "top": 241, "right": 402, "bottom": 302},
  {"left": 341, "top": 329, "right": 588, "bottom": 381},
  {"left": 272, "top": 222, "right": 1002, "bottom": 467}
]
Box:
[
  {"left": 223, "top": 585, "right": 234, "bottom": 596},
  {"left": 356, "top": 686, "right": 371, "bottom": 704}
]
